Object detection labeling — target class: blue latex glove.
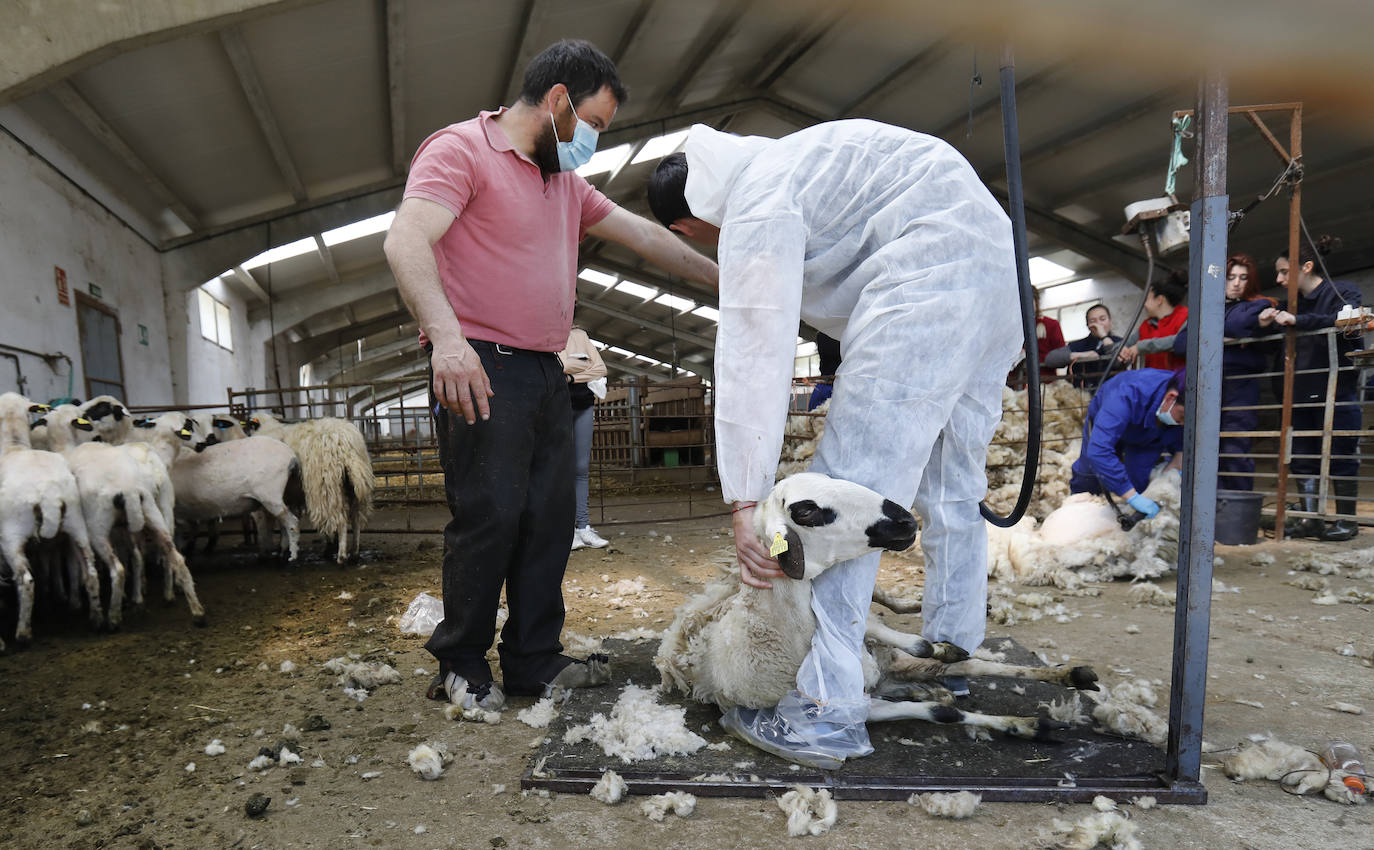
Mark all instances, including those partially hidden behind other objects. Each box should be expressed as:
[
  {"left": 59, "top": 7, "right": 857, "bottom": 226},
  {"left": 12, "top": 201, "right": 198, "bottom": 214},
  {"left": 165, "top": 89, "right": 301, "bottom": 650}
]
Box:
[{"left": 1127, "top": 493, "right": 1160, "bottom": 518}]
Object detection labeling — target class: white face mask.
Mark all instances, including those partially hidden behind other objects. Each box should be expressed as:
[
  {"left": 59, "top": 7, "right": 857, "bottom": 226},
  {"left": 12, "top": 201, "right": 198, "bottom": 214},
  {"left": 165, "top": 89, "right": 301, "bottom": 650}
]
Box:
[
  {"left": 1156, "top": 397, "right": 1180, "bottom": 427},
  {"left": 551, "top": 92, "right": 599, "bottom": 172}
]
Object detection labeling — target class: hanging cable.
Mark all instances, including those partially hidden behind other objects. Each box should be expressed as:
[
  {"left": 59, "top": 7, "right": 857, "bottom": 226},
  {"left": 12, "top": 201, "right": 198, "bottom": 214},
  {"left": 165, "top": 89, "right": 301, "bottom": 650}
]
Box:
[
  {"left": 980, "top": 47, "right": 1039, "bottom": 528},
  {"left": 967, "top": 50, "right": 983, "bottom": 139}
]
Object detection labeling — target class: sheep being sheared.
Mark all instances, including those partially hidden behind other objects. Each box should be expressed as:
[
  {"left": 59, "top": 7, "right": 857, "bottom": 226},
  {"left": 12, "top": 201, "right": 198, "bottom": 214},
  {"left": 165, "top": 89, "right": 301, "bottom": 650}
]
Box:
[
  {"left": 655, "top": 473, "right": 1098, "bottom": 743},
  {"left": 985, "top": 472, "right": 1183, "bottom": 589}
]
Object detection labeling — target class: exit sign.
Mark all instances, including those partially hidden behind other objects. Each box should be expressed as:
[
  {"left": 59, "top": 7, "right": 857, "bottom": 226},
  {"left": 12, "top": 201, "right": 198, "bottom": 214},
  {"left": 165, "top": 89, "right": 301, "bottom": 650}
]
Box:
[{"left": 88, "top": 283, "right": 102, "bottom": 299}]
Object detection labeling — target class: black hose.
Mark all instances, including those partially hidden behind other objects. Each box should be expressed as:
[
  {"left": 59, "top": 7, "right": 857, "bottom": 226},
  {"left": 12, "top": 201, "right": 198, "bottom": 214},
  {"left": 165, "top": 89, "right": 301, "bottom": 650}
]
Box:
[{"left": 980, "top": 48, "right": 1040, "bottom": 528}]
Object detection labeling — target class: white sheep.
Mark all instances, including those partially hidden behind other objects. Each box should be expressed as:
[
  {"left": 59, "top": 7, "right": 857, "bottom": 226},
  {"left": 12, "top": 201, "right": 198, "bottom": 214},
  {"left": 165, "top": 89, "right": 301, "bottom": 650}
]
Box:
[
  {"left": 0, "top": 393, "right": 101, "bottom": 645},
  {"left": 246, "top": 412, "right": 373, "bottom": 563},
  {"left": 76, "top": 403, "right": 207, "bottom": 618},
  {"left": 79, "top": 396, "right": 132, "bottom": 445},
  {"left": 985, "top": 474, "right": 1183, "bottom": 589},
  {"left": 190, "top": 412, "right": 249, "bottom": 445},
  {"left": 656, "top": 473, "right": 1099, "bottom": 742},
  {"left": 42, "top": 404, "right": 205, "bottom": 627},
  {"left": 162, "top": 425, "right": 305, "bottom": 563}
]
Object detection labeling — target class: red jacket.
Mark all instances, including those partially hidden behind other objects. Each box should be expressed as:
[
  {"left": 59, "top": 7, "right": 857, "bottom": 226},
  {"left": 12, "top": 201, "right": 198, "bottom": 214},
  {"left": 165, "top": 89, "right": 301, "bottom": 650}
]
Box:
[
  {"left": 1139, "top": 306, "right": 1188, "bottom": 370},
  {"left": 1036, "top": 316, "right": 1065, "bottom": 382}
]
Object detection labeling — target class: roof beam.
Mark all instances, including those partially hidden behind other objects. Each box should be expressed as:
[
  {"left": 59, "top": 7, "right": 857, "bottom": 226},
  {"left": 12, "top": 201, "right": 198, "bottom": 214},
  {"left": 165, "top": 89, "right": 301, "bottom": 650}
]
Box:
[
  {"left": 580, "top": 253, "right": 719, "bottom": 306},
  {"left": 978, "top": 88, "right": 1179, "bottom": 184},
  {"left": 313, "top": 234, "right": 341, "bottom": 284},
  {"left": 597, "top": 92, "right": 822, "bottom": 146},
  {"left": 230, "top": 265, "right": 270, "bottom": 303},
  {"left": 320, "top": 335, "right": 422, "bottom": 382},
  {"left": 929, "top": 60, "right": 1067, "bottom": 139},
  {"left": 749, "top": 3, "right": 849, "bottom": 91},
  {"left": 612, "top": 0, "right": 656, "bottom": 64},
  {"left": 841, "top": 39, "right": 954, "bottom": 118},
  {"left": 502, "top": 0, "right": 552, "bottom": 107},
  {"left": 292, "top": 308, "right": 414, "bottom": 362},
  {"left": 219, "top": 26, "right": 307, "bottom": 202},
  {"left": 385, "top": 0, "right": 408, "bottom": 175},
  {"left": 576, "top": 299, "right": 715, "bottom": 349},
  {"left": 1042, "top": 110, "right": 1284, "bottom": 211},
  {"left": 254, "top": 264, "right": 393, "bottom": 329},
  {"left": 986, "top": 186, "right": 1161, "bottom": 285},
  {"left": 49, "top": 80, "right": 201, "bottom": 231},
  {"left": 347, "top": 375, "right": 429, "bottom": 412},
  {"left": 655, "top": 0, "right": 749, "bottom": 114}
]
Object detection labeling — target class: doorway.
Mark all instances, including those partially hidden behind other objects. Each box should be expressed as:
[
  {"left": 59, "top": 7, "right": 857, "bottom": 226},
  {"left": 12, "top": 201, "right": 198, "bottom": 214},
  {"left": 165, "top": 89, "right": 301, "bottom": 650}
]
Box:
[{"left": 75, "top": 291, "right": 127, "bottom": 402}]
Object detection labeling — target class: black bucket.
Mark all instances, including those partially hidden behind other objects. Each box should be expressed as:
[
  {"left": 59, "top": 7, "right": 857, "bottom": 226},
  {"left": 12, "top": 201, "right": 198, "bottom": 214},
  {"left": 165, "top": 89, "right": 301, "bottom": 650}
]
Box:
[{"left": 1216, "top": 491, "right": 1264, "bottom": 545}]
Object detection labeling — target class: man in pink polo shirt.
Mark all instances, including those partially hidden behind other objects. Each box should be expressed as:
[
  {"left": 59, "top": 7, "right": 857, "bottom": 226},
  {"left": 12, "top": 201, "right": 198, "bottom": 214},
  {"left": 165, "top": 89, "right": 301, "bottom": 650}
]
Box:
[{"left": 384, "top": 40, "right": 717, "bottom": 711}]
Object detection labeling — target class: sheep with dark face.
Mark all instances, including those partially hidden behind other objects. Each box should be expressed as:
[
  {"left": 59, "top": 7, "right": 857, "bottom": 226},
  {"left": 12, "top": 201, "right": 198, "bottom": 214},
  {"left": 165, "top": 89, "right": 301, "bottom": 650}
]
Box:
[{"left": 656, "top": 473, "right": 1098, "bottom": 742}]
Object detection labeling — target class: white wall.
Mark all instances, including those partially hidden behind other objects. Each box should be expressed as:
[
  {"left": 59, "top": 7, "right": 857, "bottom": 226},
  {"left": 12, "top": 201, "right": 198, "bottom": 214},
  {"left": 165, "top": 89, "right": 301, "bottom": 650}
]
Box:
[
  {"left": 178, "top": 276, "right": 268, "bottom": 407},
  {"left": 0, "top": 128, "right": 172, "bottom": 405}
]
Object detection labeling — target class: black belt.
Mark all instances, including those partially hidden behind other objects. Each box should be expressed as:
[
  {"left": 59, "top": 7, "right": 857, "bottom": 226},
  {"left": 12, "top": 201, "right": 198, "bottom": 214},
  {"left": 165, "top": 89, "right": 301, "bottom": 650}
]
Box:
[{"left": 424, "top": 339, "right": 554, "bottom": 357}]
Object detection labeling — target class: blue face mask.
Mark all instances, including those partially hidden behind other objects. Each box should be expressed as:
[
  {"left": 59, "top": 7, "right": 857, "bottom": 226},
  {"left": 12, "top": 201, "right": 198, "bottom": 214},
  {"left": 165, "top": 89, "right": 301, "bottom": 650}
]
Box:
[{"left": 552, "top": 93, "right": 599, "bottom": 172}]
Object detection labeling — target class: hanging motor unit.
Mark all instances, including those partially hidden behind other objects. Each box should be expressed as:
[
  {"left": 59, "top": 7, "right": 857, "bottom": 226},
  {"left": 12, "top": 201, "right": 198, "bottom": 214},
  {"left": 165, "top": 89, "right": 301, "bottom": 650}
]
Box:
[{"left": 1122, "top": 197, "right": 1190, "bottom": 254}]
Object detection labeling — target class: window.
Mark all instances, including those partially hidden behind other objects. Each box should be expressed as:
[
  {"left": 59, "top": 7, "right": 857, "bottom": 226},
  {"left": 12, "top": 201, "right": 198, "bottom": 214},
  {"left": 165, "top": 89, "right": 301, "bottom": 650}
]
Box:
[{"left": 198, "top": 289, "right": 233, "bottom": 351}]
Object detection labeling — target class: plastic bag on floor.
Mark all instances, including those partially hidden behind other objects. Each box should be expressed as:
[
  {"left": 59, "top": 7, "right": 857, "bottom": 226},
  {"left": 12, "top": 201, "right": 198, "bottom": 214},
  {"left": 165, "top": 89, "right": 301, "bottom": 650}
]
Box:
[{"left": 398, "top": 592, "right": 443, "bottom": 636}]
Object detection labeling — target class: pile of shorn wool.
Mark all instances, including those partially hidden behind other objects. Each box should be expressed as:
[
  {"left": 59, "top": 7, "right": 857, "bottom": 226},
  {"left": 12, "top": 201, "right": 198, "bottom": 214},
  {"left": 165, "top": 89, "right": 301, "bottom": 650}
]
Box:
[{"left": 777, "top": 382, "right": 1090, "bottom": 522}]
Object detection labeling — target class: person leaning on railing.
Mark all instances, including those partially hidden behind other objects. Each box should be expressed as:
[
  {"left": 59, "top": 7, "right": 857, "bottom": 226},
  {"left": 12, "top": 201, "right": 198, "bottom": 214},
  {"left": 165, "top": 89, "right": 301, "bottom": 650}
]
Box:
[
  {"left": 1041, "top": 302, "right": 1123, "bottom": 389},
  {"left": 1268, "top": 235, "right": 1361, "bottom": 541},
  {"left": 1170, "top": 253, "right": 1280, "bottom": 492},
  {"left": 1116, "top": 271, "right": 1188, "bottom": 370}
]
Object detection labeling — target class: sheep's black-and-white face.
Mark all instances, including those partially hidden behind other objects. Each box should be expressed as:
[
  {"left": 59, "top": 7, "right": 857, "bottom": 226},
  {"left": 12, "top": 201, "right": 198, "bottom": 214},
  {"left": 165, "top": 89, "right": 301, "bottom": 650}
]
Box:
[{"left": 754, "top": 473, "right": 917, "bottom": 581}]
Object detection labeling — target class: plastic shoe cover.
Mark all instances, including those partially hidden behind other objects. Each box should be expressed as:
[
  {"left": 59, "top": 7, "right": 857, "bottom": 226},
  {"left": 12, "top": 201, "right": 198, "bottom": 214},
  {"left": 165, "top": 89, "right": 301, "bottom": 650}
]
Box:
[
  {"left": 443, "top": 673, "right": 506, "bottom": 712},
  {"left": 570, "top": 530, "right": 585, "bottom": 551},
  {"left": 578, "top": 526, "right": 610, "bottom": 548},
  {"left": 941, "top": 675, "right": 971, "bottom": 698},
  {"left": 721, "top": 704, "right": 870, "bottom": 771}
]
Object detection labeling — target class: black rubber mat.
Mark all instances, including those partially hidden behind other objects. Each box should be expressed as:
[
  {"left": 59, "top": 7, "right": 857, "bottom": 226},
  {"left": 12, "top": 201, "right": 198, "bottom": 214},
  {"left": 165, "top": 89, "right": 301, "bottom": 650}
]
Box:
[{"left": 522, "top": 637, "right": 1202, "bottom": 803}]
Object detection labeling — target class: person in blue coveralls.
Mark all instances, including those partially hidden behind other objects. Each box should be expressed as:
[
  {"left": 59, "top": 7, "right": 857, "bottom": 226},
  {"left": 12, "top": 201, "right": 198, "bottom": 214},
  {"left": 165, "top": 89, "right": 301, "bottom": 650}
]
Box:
[{"left": 1068, "top": 367, "right": 1187, "bottom": 519}]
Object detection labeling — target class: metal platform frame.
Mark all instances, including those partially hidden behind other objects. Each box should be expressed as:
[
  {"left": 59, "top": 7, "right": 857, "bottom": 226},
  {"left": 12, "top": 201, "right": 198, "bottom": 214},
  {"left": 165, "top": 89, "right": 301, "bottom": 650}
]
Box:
[{"left": 521, "top": 69, "right": 1229, "bottom": 806}]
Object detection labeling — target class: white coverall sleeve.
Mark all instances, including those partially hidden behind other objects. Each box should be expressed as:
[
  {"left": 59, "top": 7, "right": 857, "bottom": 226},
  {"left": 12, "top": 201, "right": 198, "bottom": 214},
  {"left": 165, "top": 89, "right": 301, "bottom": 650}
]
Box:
[{"left": 714, "top": 211, "right": 807, "bottom": 504}]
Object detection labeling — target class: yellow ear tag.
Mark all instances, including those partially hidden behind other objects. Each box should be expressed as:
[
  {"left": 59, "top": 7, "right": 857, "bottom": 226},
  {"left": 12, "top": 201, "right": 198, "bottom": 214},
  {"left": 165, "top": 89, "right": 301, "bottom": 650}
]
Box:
[{"left": 769, "top": 531, "right": 788, "bottom": 557}]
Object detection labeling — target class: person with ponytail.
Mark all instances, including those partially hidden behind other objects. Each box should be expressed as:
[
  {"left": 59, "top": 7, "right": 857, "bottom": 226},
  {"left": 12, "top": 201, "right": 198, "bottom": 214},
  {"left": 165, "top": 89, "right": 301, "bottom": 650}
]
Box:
[{"left": 1267, "top": 235, "right": 1362, "bottom": 541}]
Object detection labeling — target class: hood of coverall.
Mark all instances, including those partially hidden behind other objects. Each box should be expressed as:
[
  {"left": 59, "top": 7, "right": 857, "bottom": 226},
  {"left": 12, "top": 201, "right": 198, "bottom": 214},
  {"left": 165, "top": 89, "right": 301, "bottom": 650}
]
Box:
[{"left": 683, "top": 124, "right": 774, "bottom": 226}]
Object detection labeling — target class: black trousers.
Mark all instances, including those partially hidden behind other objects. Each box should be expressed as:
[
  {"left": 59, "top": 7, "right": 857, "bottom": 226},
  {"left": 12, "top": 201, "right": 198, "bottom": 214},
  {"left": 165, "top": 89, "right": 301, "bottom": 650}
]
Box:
[{"left": 424, "top": 340, "right": 575, "bottom": 692}]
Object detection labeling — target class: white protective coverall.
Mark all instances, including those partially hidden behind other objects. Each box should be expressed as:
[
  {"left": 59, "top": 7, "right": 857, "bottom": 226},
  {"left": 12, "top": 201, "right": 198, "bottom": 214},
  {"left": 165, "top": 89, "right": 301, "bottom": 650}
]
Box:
[{"left": 686, "top": 120, "right": 1023, "bottom": 756}]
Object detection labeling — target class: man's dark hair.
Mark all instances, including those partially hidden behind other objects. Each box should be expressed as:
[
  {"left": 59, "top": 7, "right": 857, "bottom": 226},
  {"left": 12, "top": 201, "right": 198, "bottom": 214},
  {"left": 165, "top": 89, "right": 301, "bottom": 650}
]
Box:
[
  {"left": 519, "top": 39, "right": 627, "bottom": 108},
  {"left": 648, "top": 152, "right": 691, "bottom": 228},
  {"left": 1150, "top": 271, "right": 1187, "bottom": 307},
  {"left": 1085, "top": 302, "right": 1111, "bottom": 319}
]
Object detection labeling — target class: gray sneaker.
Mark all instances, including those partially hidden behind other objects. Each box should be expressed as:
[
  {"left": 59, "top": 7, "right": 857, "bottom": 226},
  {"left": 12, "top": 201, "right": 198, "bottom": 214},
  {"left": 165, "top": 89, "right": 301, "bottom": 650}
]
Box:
[
  {"left": 719, "top": 707, "right": 845, "bottom": 771},
  {"left": 442, "top": 674, "right": 506, "bottom": 712}
]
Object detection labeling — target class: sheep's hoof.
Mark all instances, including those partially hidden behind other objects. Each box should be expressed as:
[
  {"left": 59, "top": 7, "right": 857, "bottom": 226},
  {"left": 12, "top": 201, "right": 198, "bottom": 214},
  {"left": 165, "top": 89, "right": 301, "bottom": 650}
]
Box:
[
  {"left": 192, "top": 613, "right": 208, "bottom": 628},
  {"left": 13, "top": 633, "right": 32, "bottom": 649},
  {"left": 905, "top": 638, "right": 934, "bottom": 658},
  {"left": 1068, "top": 666, "right": 1099, "bottom": 691},
  {"left": 1032, "top": 716, "right": 1069, "bottom": 743},
  {"left": 931, "top": 641, "right": 969, "bottom": 664}
]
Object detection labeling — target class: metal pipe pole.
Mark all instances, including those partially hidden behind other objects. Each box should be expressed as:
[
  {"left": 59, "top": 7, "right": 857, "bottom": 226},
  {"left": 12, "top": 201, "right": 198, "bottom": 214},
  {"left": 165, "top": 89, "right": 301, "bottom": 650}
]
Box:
[
  {"left": 1273, "top": 104, "right": 1303, "bottom": 532},
  {"left": 1166, "top": 70, "right": 1227, "bottom": 787}
]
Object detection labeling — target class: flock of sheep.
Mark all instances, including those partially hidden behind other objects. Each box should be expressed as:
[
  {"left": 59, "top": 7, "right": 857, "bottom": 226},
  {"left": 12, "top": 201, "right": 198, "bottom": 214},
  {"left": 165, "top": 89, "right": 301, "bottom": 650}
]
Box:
[{"left": 0, "top": 392, "right": 373, "bottom": 649}]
